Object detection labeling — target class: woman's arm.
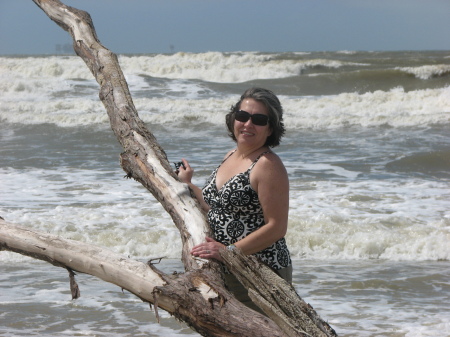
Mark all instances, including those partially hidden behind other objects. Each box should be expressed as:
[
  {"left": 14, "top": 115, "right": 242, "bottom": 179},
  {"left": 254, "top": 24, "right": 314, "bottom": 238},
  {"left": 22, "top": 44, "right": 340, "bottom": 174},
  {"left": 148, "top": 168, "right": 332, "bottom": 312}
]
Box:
[{"left": 177, "top": 158, "right": 210, "bottom": 212}]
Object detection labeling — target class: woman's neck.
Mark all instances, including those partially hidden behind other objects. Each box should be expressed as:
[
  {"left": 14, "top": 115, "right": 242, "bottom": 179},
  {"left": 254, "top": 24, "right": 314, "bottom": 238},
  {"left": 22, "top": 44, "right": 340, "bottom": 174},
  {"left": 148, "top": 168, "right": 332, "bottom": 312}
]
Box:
[{"left": 235, "top": 145, "right": 268, "bottom": 160}]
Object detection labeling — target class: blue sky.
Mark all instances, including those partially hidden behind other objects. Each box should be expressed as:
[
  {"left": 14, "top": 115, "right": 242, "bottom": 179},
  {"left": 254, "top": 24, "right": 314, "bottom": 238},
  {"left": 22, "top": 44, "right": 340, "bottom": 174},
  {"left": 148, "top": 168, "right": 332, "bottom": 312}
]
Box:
[{"left": 1, "top": 0, "right": 449, "bottom": 55}]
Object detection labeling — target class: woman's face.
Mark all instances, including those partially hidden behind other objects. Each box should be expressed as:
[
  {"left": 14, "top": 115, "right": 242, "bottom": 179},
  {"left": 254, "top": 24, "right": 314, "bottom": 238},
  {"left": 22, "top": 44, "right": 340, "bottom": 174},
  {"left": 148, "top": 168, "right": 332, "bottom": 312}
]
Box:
[{"left": 234, "top": 98, "right": 272, "bottom": 148}]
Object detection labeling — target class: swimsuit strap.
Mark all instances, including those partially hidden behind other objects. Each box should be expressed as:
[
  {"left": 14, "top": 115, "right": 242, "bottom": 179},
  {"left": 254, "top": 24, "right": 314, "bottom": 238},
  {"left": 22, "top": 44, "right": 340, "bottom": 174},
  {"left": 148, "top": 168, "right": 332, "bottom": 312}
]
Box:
[
  {"left": 217, "top": 149, "right": 271, "bottom": 174},
  {"left": 220, "top": 149, "right": 237, "bottom": 165},
  {"left": 248, "top": 151, "right": 272, "bottom": 172}
]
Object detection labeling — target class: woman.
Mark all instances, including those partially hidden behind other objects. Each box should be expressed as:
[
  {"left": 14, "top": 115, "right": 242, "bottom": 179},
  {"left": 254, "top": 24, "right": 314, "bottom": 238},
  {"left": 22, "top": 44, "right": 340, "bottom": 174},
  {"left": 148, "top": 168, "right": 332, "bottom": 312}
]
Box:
[{"left": 178, "top": 87, "right": 292, "bottom": 309}]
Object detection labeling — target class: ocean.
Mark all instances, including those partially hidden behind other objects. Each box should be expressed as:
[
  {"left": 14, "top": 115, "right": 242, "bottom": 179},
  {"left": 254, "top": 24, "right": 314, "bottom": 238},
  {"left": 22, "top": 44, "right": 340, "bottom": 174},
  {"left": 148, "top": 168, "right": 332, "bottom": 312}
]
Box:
[{"left": 1, "top": 50, "right": 449, "bottom": 336}]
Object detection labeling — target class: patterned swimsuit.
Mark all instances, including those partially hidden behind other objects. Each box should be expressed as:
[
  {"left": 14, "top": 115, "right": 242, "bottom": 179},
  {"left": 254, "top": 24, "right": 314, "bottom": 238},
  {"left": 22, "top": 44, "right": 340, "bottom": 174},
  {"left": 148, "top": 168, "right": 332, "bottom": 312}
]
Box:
[{"left": 202, "top": 151, "right": 291, "bottom": 270}]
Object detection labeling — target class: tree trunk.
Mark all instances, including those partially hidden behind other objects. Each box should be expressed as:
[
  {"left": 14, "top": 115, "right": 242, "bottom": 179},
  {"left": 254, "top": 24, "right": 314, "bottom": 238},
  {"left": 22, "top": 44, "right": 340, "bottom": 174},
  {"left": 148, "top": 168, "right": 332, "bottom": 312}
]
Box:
[{"left": 1, "top": 1, "right": 338, "bottom": 336}]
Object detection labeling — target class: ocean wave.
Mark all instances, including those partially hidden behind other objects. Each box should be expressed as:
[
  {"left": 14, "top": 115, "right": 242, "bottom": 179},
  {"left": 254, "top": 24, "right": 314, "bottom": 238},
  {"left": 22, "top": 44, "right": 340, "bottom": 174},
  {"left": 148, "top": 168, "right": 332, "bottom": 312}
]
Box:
[
  {"left": 2, "top": 166, "right": 448, "bottom": 262},
  {"left": 0, "top": 166, "right": 182, "bottom": 259},
  {"left": 0, "top": 53, "right": 363, "bottom": 85},
  {"left": 0, "top": 99, "right": 107, "bottom": 125},
  {"left": 385, "top": 150, "right": 450, "bottom": 178},
  {"left": 337, "top": 50, "right": 358, "bottom": 55},
  {"left": 117, "top": 52, "right": 362, "bottom": 83},
  {"left": 396, "top": 64, "right": 450, "bottom": 80},
  {"left": 1, "top": 87, "right": 449, "bottom": 128},
  {"left": 287, "top": 178, "right": 450, "bottom": 261},
  {"left": 0, "top": 56, "right": 93, "bottom": 80},
  {"left": 283, "top": 86, "right": 450, "bottom": 129},
  {"left": 287, "top": 216, "right": 450, "bottom": 261},
  {"left": 1, "top": 52, "right": 449, "bottom": 128}
]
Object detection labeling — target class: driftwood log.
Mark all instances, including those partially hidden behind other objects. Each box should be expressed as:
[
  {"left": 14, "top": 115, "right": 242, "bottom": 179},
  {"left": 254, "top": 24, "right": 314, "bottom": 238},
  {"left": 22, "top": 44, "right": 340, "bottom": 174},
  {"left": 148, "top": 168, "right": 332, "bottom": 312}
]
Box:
[{"left": 0, "top": 1, "right": 337, "bottom": 336}]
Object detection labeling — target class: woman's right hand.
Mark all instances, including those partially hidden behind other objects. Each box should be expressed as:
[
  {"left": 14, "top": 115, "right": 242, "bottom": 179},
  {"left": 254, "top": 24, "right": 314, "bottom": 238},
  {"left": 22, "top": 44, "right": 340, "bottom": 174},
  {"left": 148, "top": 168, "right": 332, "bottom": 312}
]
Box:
[
  {"left": 177, "top": 158, "right": 211, "bottom": 212},
  {"left": 177, "top": 158, "right": 194, "bottom": 183}
]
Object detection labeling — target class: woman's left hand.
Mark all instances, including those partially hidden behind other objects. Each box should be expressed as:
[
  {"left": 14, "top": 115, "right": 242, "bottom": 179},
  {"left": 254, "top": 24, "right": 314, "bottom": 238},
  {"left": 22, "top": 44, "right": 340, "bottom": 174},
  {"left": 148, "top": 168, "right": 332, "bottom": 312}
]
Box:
[{"left": 191, "top": 237, "right": 225, "bottom": 262}]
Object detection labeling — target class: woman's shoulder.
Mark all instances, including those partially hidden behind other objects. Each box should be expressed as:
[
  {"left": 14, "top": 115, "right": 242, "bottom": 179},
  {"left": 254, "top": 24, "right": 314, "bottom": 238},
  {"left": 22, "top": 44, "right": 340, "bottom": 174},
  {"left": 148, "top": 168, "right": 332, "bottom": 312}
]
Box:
[
  {"left": 255, "top": 151, "right": 287, "bottom": 175},
  {"left": 250, "top": 151, "right": 288, "bottom": 193},
  {"left": 259, "top": 150, "right": 283, "bottom": 165}
]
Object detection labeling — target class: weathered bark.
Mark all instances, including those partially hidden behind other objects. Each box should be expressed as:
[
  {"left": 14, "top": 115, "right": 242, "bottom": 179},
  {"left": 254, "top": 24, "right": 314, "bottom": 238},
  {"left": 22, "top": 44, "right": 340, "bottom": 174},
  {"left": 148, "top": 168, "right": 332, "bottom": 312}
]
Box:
[{"left": 1, "top": 1, "right": 338, "bottom": 336}]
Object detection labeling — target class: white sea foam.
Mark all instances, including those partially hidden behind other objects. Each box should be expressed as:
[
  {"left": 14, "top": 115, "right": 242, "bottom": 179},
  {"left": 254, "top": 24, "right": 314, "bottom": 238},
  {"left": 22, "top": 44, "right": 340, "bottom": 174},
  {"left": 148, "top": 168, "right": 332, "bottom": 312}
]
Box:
[
  {"left": 0, "top": 53, "right": 361, "bottom": 87},
  {"left": 396, "top": 64, "right": 450, "bottom": 80},
  {"left": 282, "top": 86, "right": 450, "bottom": 129},
  {"left": 2, "top": 53, "right": 449, "bottom": 128},
  {"left": 1, "top": 86, "right": 449, "bottom": 128},
  {"left": 117, "top": 52, "right": 359, "bottom": 83},
  {"left": 336, "top": 50, "right": 358, "bottom": 55},
  {"left": 287, "top": 178, "right": 450, "bottom": 261},
  {"left": 2, "top": 163, "right": 448, "bottom": 262},
  {"left": 0, "top": 56, "right": 92, "bottom": 80},
  {"left": 0, "top": 167, "right": 182, "bottom": 259}
]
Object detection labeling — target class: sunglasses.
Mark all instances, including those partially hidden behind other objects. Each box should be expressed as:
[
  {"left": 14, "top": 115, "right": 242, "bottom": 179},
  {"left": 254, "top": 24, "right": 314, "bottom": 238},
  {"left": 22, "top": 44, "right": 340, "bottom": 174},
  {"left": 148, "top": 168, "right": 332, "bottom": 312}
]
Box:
[{"left": 235, "top": 110, "right": 269, "bottom": 126}]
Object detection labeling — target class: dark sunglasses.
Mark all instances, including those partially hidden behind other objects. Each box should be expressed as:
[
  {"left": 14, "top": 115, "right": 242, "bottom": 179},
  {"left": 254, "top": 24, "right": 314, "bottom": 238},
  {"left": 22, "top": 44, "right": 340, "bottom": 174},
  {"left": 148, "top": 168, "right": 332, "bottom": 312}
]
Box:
[{"left": 235, "top": 110, "right": 269, "bottom": 126}]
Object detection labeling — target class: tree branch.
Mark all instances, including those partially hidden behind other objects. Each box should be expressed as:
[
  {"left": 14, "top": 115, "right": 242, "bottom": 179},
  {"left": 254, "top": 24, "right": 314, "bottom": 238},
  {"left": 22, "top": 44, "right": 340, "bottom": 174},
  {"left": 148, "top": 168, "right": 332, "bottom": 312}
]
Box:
[{"left": 0, "top": 218, "right": 286, "bottom": 337}]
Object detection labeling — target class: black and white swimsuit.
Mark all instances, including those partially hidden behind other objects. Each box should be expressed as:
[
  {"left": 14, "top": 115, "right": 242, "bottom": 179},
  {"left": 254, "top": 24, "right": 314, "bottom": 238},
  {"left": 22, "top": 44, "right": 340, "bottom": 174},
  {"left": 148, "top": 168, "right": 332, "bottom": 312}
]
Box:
[{"left": 202, "top": 150, "right": 291, "bottom": 270}]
